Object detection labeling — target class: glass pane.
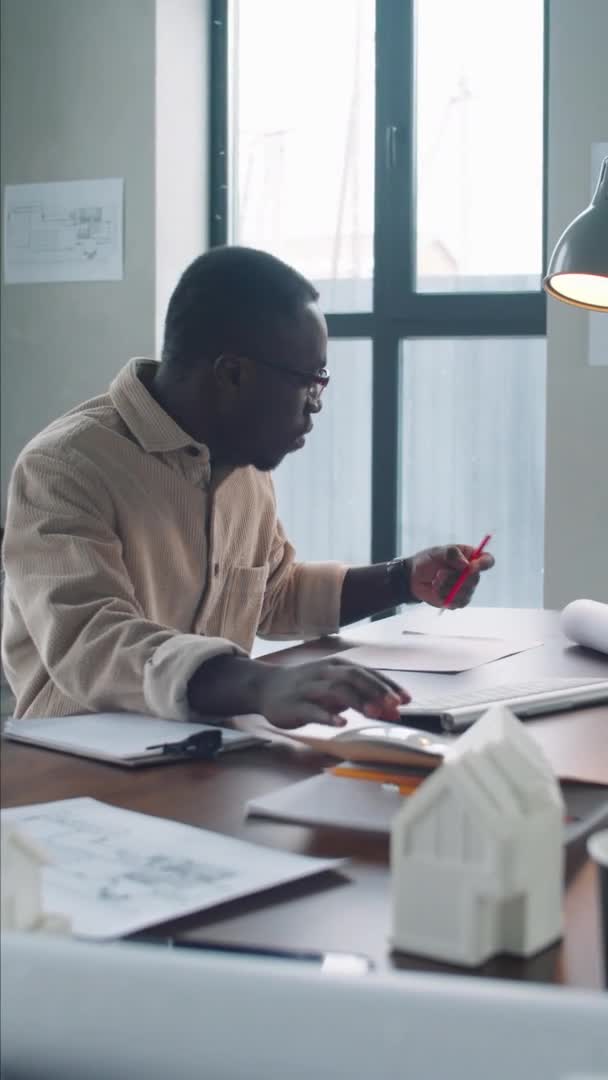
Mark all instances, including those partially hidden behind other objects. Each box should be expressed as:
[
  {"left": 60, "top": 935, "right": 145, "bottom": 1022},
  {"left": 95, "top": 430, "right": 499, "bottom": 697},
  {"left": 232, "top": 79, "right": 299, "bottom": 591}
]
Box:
[
  {"left": 415, "top": 0, "right": 544, "bottom": 293},
  {"left": 399, "top": 339, "right": 546, "bottom": 606},
  {"left": 273, "top": 340, "right": 372, "bottom": 564},
  {"left": 228, "top": 0, "right": 375, "bottom": 312}
]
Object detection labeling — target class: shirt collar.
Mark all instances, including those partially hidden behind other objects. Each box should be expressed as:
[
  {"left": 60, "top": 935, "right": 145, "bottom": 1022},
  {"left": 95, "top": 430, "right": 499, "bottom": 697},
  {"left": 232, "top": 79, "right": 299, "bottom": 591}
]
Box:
[{"left": 109, "top": 358, "right": 209, "bottom": 458}]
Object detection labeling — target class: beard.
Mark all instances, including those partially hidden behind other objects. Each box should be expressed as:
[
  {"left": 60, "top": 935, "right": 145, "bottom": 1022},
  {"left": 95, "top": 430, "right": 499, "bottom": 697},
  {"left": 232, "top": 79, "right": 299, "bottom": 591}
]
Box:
[{"left": 251, "top": 449, "right": 288, "bottom": 472}]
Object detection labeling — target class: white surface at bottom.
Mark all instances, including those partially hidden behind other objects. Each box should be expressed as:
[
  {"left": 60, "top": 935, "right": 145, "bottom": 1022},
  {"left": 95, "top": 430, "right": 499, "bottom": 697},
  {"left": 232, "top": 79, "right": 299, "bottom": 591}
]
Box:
[{"left": 1, "top": 933, "right": 607, "bottom": 1080}]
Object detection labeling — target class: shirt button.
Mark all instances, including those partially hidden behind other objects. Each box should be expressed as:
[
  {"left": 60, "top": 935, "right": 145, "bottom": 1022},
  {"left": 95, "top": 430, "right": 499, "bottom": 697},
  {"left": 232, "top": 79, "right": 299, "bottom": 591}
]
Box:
[
  {"left": 186, "top": 446, "right": 200, "bottom": 457},
  {"left": 214, "top": 562, "right": 220, "bottom": 576}
]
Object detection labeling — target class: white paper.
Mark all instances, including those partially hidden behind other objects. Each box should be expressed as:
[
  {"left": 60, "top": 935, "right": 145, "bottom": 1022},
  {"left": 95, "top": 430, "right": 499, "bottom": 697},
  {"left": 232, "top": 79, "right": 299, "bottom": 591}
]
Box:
[
  {"left": 335, "top": 634, "right": 542, "bottom": 673},
  {"left": 560, "top": 599, "right": 608, "bottom": 655},
  {"left": 397, "top": 610, "right": 530, "bottom": 639},
  {"left": 3, "top": 178, "right": 124, "bottom": 283},
  {"left": 0, "top": 798, "right": 342, "bottom": 939},
  {"left": 4, "top": 712, "right": 261, "bottom": 764},
  {"left": 589, "top": 142, "right": 608, "bottom": 366}
]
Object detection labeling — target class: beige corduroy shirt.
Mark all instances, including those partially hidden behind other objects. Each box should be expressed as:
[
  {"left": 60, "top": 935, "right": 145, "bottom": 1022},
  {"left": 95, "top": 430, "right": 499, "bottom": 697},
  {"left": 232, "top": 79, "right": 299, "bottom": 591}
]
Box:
[{"left": 2, "top": 359, "right": 347, "bottom": 720}]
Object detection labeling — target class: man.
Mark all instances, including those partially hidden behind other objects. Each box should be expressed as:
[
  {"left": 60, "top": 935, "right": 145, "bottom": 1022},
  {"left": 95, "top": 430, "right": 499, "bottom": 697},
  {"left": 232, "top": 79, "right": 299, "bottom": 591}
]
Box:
[{"left": 2, "top": 247, "right": 494, "bottom": 727}]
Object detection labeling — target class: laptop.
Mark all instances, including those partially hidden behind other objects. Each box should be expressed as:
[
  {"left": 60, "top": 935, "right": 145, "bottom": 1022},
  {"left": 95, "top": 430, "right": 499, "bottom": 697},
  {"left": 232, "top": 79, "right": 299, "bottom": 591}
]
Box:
[
  {"left": 399, "top": 676, "right": 608, "bottom": 731},
  {"left": 2, "top": 933, "right": 607, "bottom": 1080}
]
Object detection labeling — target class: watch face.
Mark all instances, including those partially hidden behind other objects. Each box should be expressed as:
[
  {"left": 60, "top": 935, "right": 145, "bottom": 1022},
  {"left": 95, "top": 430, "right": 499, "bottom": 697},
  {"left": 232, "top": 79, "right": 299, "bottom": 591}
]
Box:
[{"left": 387, "top": 558, "right": 418, "bottom": 605}]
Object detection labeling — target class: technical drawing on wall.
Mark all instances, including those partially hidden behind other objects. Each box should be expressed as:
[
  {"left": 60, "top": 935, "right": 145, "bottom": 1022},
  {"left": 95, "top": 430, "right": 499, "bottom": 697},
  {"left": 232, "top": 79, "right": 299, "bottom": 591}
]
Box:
[{"left": 3, "top": 178, "right": 124, "bottom": 283}]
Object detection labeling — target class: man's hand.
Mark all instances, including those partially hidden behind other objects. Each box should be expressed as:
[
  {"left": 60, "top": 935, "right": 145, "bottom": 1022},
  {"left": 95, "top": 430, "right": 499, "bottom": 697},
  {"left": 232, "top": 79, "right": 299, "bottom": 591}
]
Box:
[
  {"left": 407, "top": 544, "right": 495, "bottom": 608},
  {"left": 188, "top": 654, "right": 411, "bottom": 728},
  {"left": 256, "top": 658, "right": 411, "bottom": 728}
]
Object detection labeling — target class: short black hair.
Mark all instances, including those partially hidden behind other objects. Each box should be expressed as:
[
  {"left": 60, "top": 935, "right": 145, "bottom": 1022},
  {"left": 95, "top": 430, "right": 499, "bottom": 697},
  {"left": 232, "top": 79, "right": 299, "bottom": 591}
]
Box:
[{"left": 161, "top": 246, "right": 319, "bottom": 369}]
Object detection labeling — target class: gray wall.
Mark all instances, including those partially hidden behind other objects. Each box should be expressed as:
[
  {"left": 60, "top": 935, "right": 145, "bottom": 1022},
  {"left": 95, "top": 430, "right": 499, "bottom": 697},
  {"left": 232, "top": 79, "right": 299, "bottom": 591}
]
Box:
[
  {"left": 0, "top": 0, "right": 156, "bottom": 518},
  {"left": 544, "top": 0, "right": 608, "bottom": 606},
  {"left": 0, "top": 0, "right": 208, "bottom": 520}
]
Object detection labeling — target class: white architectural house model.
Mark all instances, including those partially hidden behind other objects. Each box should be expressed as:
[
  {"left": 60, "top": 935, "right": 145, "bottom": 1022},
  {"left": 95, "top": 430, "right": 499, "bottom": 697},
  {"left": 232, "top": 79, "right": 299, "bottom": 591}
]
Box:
[
  {"left": 390, "top": 705, "right": 564, "bottom": 967},
  {"left": 1, "top": 824, "right": 70, "bottom": 934},
  {"left": 1, "top": 824, "right": 49, "bottom": 930}
]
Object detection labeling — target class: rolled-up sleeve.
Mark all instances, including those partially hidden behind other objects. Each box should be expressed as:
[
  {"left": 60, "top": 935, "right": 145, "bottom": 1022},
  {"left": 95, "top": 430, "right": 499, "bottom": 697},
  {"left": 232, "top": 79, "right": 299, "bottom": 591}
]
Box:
[
  {"left": 257, "top": 518, "right": 348, "bottom": 640},
  {"left": 3, "top": 450, "right": 244, "bottom": 719}
]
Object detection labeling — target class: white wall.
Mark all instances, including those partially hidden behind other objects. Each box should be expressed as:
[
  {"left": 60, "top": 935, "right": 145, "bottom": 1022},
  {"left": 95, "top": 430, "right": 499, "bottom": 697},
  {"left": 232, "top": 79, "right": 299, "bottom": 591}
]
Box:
[
  {"left": 0, "top": 0, "right": 208, "bottom": 519},
  {"left": 544, "top": 0, "right": 608, "bottom": 606}
]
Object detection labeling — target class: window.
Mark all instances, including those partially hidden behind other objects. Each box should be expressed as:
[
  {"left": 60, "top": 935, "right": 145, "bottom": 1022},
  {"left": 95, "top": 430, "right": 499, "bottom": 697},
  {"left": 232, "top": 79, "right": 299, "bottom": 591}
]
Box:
[
  {"left": 273, "top": 340, "right": 372, "bottom": 564},
  {"left": 415, "top": 0, "right": 544, "bottom": 293},
  {"left": 227, "top": 0, "right": 375, "bottom": 313},
  {"left": 212, "top": 0, "right": 547, "bottom": 605},
  {"left": 399, "top": 338, "right": 546, "bottom": 606}
]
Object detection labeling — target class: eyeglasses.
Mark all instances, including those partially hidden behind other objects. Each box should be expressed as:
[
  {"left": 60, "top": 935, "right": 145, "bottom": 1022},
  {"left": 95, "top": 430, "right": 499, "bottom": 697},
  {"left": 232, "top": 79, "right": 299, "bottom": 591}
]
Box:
[{"left": 250, "top": 357, "right": 330, "bottom": 401}]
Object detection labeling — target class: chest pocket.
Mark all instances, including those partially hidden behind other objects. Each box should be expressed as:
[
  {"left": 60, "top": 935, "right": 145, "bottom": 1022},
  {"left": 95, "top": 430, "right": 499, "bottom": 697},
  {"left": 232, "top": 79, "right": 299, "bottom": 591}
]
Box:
[{"left": 219, "top": 565, "right": 269, "bottom": 652}]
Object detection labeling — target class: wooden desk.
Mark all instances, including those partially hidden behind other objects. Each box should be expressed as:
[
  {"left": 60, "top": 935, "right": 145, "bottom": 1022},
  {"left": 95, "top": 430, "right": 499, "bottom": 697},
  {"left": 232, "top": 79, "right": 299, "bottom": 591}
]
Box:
[{"left": 2, "top": 609, "right": 607, "bottom": 989}]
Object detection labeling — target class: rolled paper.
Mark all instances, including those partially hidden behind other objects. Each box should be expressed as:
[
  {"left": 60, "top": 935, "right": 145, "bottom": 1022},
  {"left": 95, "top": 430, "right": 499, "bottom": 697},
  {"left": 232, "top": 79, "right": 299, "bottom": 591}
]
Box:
[{"left": 560, "top": 599, "right": 608, "bottom": 655}]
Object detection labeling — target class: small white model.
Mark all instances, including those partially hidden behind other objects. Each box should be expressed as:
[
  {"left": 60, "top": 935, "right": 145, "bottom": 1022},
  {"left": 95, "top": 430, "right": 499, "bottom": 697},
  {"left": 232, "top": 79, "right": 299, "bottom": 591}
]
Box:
[
  {"left": 390, "top": 705, "right": 564, "bottom": 966},
  {"left": 1, "top": 824, "right": 69, "bottom": 933}
]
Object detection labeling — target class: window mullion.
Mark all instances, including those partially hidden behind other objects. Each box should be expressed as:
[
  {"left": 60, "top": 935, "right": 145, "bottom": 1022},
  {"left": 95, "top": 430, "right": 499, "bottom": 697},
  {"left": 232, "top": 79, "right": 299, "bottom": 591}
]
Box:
[
  {"left": 374, "top": 0, "right": 415, "bottom": 319},
  {"left": 370, "top": 1, "right": 414, "bottom": 565}
]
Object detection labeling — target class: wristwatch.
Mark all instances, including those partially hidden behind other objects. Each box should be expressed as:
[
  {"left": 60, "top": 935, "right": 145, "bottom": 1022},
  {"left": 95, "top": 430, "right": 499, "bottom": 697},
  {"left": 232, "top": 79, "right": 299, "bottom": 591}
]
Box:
[{"left": 386, "top": 557, "right": 422, "bottom": 606}]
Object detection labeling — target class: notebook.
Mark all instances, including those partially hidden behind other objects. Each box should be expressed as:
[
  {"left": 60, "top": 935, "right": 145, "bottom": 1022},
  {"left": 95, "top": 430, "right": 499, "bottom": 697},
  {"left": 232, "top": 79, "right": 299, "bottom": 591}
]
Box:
[{"left": 3, "top": 713, "right": 264, "bottom": 767}]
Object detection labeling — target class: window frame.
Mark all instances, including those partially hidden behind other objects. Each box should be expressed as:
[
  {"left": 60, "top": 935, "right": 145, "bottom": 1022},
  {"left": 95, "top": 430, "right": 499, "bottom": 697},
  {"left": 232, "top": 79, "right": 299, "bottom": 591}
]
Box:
[{"left": 209, "top": 0, "right": 549, "bottom": 564}]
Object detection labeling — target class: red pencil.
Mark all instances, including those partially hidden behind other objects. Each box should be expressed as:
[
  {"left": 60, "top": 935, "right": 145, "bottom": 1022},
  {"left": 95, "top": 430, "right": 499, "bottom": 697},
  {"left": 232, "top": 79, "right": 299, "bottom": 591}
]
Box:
[{"left": 439, "top": 533, "right": 492, "bottom": 614}]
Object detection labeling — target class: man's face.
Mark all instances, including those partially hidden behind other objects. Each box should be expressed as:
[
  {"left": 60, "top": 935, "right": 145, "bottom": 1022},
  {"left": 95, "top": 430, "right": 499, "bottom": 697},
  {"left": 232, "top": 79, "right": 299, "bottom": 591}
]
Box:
[{"left": 217, "top": 302, "right": 329, "bottom": 471}]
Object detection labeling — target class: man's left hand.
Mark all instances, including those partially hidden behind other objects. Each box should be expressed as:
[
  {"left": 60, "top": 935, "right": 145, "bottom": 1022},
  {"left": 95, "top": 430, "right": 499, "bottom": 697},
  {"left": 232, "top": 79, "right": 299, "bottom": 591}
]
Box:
[{"left": 407, "top": 544, "right": 495, "bottom": 609}]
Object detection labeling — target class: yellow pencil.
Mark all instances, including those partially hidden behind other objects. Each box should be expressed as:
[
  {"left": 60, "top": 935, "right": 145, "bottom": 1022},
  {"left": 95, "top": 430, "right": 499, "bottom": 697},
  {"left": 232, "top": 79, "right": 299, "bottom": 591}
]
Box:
[{"left": 329, "top": 764, "right": 424, "bottom": 795}]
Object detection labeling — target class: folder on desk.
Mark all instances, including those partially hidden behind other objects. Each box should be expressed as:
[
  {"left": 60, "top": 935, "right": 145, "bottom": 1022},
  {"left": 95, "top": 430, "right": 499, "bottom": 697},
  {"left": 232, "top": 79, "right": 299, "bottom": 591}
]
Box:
[
  {"left": 3, "top": 713, "right": 264, "bottom": 767},
  {"left": 247, "top": 771, "right": 608, "bottom": 844},
  {"left": 247, "top": 770, "right": 406, "bottom": 834}
]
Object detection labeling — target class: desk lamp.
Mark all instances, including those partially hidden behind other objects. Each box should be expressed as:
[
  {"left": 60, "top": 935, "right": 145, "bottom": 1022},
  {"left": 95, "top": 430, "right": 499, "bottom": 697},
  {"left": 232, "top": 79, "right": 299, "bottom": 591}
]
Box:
[{"left": 543, "top": 155, "right": 608, "bottom": 312}]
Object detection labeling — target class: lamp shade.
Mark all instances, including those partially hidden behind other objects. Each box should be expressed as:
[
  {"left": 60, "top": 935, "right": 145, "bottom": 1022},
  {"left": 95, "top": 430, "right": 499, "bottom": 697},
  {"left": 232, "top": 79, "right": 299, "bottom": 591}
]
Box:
[{"left": 543, "top": 155, "right": 608, "bottom": 312}]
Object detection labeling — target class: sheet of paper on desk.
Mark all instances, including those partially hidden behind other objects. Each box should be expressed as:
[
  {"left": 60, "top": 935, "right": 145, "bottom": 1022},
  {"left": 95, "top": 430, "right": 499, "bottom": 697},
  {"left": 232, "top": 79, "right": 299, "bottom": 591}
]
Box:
[
  {"left": 336, "top": 634, "right": 542, "bottom": 673},
  {"left": 0, "top": 798, "right": 343, "bottom": 940}
]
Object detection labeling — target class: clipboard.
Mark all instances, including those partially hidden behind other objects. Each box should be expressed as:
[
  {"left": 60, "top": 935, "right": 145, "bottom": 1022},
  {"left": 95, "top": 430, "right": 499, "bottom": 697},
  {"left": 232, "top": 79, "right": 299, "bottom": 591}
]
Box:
[{"left": 3, "top": 713, "right": 264, "bottom": 767}]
